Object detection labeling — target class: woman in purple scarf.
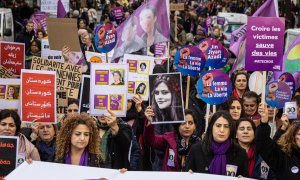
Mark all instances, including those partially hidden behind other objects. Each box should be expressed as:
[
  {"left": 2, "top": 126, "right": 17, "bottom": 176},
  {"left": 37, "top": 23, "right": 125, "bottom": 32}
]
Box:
[
  {"left": 55, "top": 113, "right": 103, "bottom": 167},
  {"left": 185, "top": 111, "right": 249, "bottom": 177}
]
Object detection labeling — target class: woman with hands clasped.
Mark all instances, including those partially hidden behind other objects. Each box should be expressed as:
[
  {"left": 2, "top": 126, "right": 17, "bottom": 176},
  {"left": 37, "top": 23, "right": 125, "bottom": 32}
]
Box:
[
  {"left": 256, "top": 102, "right": 300, "bottom": 179},
  {"left": 144, "top": 107, "right": 200, "bottom": 171}
]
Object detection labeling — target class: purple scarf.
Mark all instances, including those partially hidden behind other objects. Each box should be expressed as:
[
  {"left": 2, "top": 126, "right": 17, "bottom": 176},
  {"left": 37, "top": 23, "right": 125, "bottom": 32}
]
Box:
[
  {"left": 65, "top": 148, "right": 89, "bottom": 166},
  {"left": 209, "top": 139, "right": 231, "bottom": 175}
]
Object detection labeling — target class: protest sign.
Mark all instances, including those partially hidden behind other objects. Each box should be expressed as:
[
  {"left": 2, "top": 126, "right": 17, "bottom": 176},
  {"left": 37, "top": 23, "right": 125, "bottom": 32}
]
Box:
[
  {"left": 265, "top": 81, "right": 292, "bottom": 109},
  {"left": 79, "top": 75, "right": 90, "bottom": 113},
  {"left": 85, "top": 51, "right": 115, "bottom": 63},
  {"left": 154, "top": 42, "right": 168, "bottom": 58},
  {"left": 90, "top": 63, "right": 128, "bottom": 116},
  {"left": 206, "top": 17, "right": 212, "bottom": 28},
  {"left": 41, "top": 0, "right": 69, "bottom": 15},
  {"left": 149, "top": 73, "right": 185, "bottom": 124},
  {"left": 0, "top": 42, "right": 25, "bottom": 76},
  {"left": 0, "top": 78, "right": 21, "bottom": 112},
  {"left": 0, "top": 136, "right": 18, "bottom": 178},
  {"left": 284, "top": 102, "right": 298, "bottom": 120},
  {"left": 197, "top": 69, "right": 232, "bottom": 105},
  {"left": 170, "top": 3, "right": 185, "bottom": 11},
  {"left": 41, "top": 38, "right": 64, "bottom": 62},
  {"left": 113, "top": 0, "right": 170, "bottom": 59},
  {"left": 282, "top": 34, "right": 300, "bottom": 75},
  {"left": 124, "top": 54, "right": 155, "bottom": 100},
  {"left": 46, "top": 18, "right": 81, "bottom": 52},
  {"left": 0, "top": 65, "right": 15, "bottom": 78},
  {"left": 94, "top": 23, "right": 117, "bottom": 53},
  {"left": 249, "top": 71, "right": 263, "bottom": 95},
  {"left": 57, "top": 90, "right": 68, "bottom": 114},
  {"left": 31, "top": 56, "right": 82, "bottom": 99},
  {"left": 31, "top": 11, "right": 48, "bottom": 34},
  {"left": 6, "top": 161, "right": 253, "bottom": 180},
  {"left": 279, "top": 72, "right": 295, "bottom": 96},
  {"left": 197, "top": 38, "right": 229, "bottom": 69},
  {"left": 217, "top": 16, "right": 226, "bottom": 26},
  {"left": 113, "top": 6, "right": 124, "bottom": 21},
  {"left": 174, "top": 45, "right": 205, "bottom": 76},
  {"left": 245, "top": 17, "right": 285, "bottom": 71},
  {"left": 21, "top": 70, "right": 56, "bottom": 123}
]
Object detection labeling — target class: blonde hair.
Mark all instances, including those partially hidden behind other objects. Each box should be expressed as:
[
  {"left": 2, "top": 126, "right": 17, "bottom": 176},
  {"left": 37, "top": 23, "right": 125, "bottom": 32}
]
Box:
[
  {"left": 277, "top": 124, "right": 300, "bottom": 156},
  {"left": 56, "top": 113, "right": 102, "bottom": 161}
]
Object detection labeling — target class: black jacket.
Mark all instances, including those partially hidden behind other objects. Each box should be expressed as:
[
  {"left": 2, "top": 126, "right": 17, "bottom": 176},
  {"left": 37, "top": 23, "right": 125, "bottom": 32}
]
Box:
[
  {"left": 185, "top": 141, "right": 249, "bottom": 177},
  {"left": 55, "top": 153, "right": 102, "bottom": 167},
  {"left": 107, "top": 122, "right": 132, "bottom": 169},
  {"left": 256, "top": 122, "right": 300, "bottom": 180},
  {"left": 15, "top": 28, "right": 35, "bottom": 54}
]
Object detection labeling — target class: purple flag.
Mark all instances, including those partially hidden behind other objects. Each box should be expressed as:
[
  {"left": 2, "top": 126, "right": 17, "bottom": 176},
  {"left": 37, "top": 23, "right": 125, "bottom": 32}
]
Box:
[
  {"left": 229, "top": 0, "right": 278, "bottom": 73},
  {"left": 112, "top": 0, "right": 170, "bottom": 60},
  {"left": 57, "top": 0, "right": 67, "bottom": 18}
]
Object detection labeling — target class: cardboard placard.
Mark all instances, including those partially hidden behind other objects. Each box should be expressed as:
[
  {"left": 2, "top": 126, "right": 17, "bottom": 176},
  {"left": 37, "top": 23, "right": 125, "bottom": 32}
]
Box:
[
  {"left": 21, "top": 69, "right": 57, "bottom": 123},
  {"left": 0, "top": 65, "right": 15, "bottom": 78},
  {"left": 46, "top": 18, "right": 81, "bottom": 52},
  {"left": 0, "top": 136, "right": 19, "bottom": 178},
  {"left": 170, "top": 3, "right": 185, "bottom": 11},
  {"left": 0, "top": 42, "right": 25, "bottom": 75},
  {"left": 57, "top": 90, "right": 68, "bottom": 114},
  {"left": 31, "top": 56, "right": 82, "bottom": 99}
]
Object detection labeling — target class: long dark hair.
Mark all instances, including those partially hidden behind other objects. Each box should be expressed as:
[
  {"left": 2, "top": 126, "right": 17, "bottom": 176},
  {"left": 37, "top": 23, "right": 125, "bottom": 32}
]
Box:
[
  {"left": 202, "top": 111, "right": 235, "bottom": 153},
  {"left": 0, "top": 109, "right": 21, "bottom": 135},
  {"left": 235, "top": 117, "right": 256, "bottom": 145},
  {"left": 151, "top": 74, "right": 182, "bottom": 122},
  {"left": 221, "top": 96, "right": 246, "bottom": 120}
]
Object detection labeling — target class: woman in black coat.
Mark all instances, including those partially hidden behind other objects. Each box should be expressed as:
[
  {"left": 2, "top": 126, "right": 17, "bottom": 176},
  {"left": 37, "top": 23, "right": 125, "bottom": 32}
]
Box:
[
  {"left": 256, "top": 102, "right": 300, "bottom": 179},
  {"left": 185, "top": 111, "right": 249, "bottom": 177}
]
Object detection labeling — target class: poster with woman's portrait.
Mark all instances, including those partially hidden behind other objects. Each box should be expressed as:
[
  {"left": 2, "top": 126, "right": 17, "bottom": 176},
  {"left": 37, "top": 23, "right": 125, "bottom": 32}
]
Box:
[
  {"left": 124, "top": 54, "right": 155, "bottom": 101},
  {"left": 109, "top": 69, "right": 125, "bottom": 86},
  {"left": 6, "top": 85, "right": 20, "bottom": 100},
  {"left": 90, "top": 63, "right": 128, "bottom": 117},
  {"left": 0, "top": 78, "right": 21, "bottom": 113},
  {"left": 149, "top": 73, "right": 185, "bottom": 124}
]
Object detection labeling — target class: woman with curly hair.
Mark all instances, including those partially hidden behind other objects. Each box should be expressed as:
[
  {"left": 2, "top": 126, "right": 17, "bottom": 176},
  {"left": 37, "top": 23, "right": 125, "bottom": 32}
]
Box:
[
  {"left": 149, "top": 73, "right": 184, "bottom": 123},
  {"left": 256, "top": 102, "right": 300, "bottom": 179},
  {"left": 55, "top": 113, "right": 103, "bottom": 167}
]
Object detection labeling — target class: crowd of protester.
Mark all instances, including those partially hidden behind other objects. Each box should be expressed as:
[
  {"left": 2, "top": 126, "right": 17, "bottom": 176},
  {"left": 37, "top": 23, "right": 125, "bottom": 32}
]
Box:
[{"left": 1, "top": 0, "right": 300, "bottom": 179}]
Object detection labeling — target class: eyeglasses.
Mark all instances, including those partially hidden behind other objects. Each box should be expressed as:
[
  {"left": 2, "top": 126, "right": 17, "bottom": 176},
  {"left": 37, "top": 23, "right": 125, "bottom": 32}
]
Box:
[{"left": 68, "top": 109, "right": 79, "bottom": 113}]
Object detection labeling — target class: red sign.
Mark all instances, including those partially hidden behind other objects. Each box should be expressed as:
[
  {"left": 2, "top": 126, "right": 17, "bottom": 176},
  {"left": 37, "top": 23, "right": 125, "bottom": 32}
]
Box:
[
  {"left": 21, "top": 70, "right": 56, "bottom": 123},
  {"left": 0, "top": 42, "right": 25, "bottom": 75}
]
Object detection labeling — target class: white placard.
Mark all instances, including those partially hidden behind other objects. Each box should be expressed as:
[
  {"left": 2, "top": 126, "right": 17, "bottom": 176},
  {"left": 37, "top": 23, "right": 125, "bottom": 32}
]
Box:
[
  {"left": 90, "top": 63, "right": 128, "bottom": 116},
  {"left": 0, "top": 78, "right": 21, "bottom": 113},
  {"left": 124, "top": 54, "right": 155, "bottom": 101},
  {"left": 41, "top": 38, "right": 64, "bottom": 62},
  {"left": 41, "top": 0, "right": 69, "bottom": 15}
]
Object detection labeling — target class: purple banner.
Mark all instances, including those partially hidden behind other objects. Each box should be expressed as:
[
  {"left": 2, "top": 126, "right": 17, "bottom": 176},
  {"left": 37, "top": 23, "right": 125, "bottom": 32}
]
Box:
[
  {"left": 112, "top": 0, "right": 170, "bottom": 59},
  {"left": 0, "top": 84, "right": 6, "bottom": 99},
  {"left": 217, "top": 16, "right": 225, "bottom": 25},
  {"left": 266, "top": 81, "right": 292, "bottom": 108},
  {"left": 113, "top": 7, "right": 124, "bottom": 20},
  {"left": 94, "top": 95, "right": 108, "bottom": 109},
  {"left": 245, "top": 17, "right": 285, "bottom": 71},
  {"left": 206, "top": 17, "right": 212, "bottom": 28},
  {"left": 154, "top": 42, "right": 167, "bottom": 57},
  {"left": 95, "top": 70, "right": 109, "bottom": 85},
  {"left": 128, "top": 60, "right": 138, "bottom": 73},
  {"left": 109, "top": 95, "right": 123, "bottom": 111},
  {"left": 31, "top": 11, "right": 48, "bottom": 34},
  {"left": 94, "top": 23, "right": 117, "bottom": 53},
  {"left": 128, "top": 81, "right": 135, "bottom": 94}
]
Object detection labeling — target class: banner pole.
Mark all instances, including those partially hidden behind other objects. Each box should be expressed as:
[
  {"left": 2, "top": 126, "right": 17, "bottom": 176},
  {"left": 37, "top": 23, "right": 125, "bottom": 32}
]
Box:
[
  {"left": 106, "top": 53, "right": 108, "bottom": 63},
  {"left": 261, "top": 71, "right": 267, "bottom": 103},
  {"left": 185, "top": 75, "right": 190, "bottom": 109},
  {"left": 271, "top": 108, "right": 277, "bottom": 138}
]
